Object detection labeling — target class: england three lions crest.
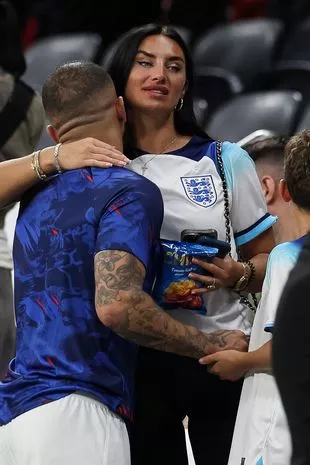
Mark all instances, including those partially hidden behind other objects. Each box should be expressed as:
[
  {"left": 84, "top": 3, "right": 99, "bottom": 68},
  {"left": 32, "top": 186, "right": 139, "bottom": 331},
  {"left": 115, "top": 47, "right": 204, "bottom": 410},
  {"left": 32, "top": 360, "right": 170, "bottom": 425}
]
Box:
[{"left": 181, "top": 175, "right": 217, "bottom": 208}]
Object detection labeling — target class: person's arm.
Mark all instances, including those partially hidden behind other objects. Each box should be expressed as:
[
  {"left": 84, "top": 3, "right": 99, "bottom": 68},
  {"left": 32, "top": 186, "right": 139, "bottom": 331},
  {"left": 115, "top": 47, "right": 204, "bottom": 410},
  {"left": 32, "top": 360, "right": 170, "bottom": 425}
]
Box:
[
  {"left": 94, "top": 249, "right": 249, "bottom": 358},
  {"left": 198, "top": 341, "right": 272, "bottom": 381},
  {"left": 0, "top": 138, "right": 128, "bottom": 208}
]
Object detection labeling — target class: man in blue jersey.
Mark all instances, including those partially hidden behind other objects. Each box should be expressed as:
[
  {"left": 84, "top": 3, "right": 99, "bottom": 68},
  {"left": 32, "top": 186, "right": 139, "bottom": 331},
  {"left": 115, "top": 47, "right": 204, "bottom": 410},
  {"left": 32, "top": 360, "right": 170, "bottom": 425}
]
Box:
[{"left": 0, "top": 62, "right": 247, "bottom": 465}]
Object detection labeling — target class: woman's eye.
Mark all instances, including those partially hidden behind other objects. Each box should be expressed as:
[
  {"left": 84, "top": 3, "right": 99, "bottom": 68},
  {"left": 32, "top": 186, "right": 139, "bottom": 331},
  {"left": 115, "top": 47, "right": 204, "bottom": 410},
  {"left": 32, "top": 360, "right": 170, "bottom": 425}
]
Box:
[
  {"left": 137, "top": 60, "right": 152, "bottom": 67},
  {"left": 168, "top": 64, "right": 181, "bottom": 72}
]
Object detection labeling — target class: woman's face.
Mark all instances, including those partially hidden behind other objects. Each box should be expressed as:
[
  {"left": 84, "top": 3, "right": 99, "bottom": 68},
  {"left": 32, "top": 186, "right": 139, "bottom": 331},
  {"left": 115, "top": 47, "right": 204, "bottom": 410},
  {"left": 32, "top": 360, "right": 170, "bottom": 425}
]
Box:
[{"left": 125, "top": 34, "right": 187, "bottom": 114}]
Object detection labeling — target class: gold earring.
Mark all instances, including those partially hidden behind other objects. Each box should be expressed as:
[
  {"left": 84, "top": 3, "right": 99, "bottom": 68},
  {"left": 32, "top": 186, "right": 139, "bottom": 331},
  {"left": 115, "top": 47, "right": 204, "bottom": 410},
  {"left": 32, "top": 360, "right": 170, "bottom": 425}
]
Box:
[{"left": 175, "top": 98, "right": 184, "bottom": 112}]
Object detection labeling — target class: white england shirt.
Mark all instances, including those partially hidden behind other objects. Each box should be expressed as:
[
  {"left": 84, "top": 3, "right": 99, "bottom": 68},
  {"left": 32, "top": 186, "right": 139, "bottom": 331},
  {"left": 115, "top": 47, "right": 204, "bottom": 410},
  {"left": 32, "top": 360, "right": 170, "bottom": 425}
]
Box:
[
  {"left": 228, "top": 237, "right": 306, "bottom": 465},
  {"left": 129, "top": 137, "right": 276, "bottom": 334}
]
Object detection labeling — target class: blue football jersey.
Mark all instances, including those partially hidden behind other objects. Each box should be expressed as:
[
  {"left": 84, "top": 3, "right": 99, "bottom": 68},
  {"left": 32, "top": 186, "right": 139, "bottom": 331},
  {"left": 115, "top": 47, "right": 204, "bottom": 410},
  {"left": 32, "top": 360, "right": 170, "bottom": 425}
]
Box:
[{"left": 0, "top": 167, "right": 163, "bottom": 425}]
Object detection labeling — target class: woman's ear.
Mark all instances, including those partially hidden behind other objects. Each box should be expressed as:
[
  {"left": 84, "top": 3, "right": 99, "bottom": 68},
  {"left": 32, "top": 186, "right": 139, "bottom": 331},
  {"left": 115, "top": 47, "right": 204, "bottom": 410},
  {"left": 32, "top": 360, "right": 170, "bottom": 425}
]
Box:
[
  {"left": 280, "top": 179, "right": 292, "bottom": 203},
  {"left": 47, "top": 125, "right": 59, "bottom": 143}
]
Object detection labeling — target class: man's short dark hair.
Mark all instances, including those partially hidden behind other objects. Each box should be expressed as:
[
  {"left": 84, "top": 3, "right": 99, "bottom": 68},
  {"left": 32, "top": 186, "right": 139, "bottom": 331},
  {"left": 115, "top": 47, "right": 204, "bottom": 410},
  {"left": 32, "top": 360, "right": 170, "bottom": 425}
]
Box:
[
  {"left": 42, "top": 62, "right": 114, "bottom": 127},
  {"left": 245, "top": 136, "right": 289, "bottom": 180},
  {"left": 245, "top": 136, "right": 289, "bottom": 164},
  {"left": 284, "top": 130, "right": 310, "bottom": 211}
]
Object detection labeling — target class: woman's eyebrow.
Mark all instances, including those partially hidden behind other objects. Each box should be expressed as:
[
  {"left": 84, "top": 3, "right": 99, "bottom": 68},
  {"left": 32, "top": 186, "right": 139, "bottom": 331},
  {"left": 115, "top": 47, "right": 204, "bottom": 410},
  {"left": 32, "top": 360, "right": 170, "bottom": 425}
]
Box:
[
  {"left": 136, "top": 50, "right": 155, "bottom": 58},
  {"left": 166, "top": 56, "right": 184, "bottom": 63},
  {"left": 136, "top": 50, "right": 184, "bottom": 63}
]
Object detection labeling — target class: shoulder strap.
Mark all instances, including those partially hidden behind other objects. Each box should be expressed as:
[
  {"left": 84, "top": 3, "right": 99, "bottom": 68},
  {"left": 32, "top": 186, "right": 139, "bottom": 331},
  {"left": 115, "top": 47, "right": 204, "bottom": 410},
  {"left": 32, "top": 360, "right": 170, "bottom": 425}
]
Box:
[
  {"left": 215, "top": 140, "right": 258, "bottom": 314},
  {"left": 215, "top": 140, "right": 231, "bottom": 245},
  {"left": 0, "top": 78, "right": 35, "bottom": 148}
]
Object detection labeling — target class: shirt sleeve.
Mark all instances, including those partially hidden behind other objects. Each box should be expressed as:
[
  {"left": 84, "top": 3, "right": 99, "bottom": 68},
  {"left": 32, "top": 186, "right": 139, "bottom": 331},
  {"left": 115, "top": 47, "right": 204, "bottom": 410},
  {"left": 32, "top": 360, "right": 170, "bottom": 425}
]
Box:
[
  {"left": 93, "top": 171, "right": 163, "bottom": 270},
  {"left": 259, "top": 244, "right": 297, "bottom": 332},
  {"left": 222, "top": 141, "right": 277, "bottom": 247}
]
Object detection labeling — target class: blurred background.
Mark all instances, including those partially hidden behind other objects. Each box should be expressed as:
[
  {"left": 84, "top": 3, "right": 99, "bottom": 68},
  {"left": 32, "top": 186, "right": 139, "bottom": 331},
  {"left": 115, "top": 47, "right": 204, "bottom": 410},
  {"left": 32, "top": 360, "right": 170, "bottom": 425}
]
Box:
[{"left": 8, "top": 0, "right": 310, "bottom": 148}]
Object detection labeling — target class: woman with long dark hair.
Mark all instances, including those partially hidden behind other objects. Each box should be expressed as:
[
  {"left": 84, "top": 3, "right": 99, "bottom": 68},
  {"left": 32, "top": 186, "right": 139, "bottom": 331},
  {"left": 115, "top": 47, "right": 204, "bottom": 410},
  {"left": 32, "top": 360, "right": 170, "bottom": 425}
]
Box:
[{"left": 105, "top": 24, "right": 274, "bottom": 465}]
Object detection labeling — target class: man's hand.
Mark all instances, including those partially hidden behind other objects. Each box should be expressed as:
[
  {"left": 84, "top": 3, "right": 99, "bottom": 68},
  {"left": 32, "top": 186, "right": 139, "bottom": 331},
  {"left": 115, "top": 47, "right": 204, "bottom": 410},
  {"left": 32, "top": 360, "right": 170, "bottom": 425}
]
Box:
[
  {"left": 199, "top": 350, "right": 250, "bottom": 381},
  {"left": 210, "top": 330, "right": 249, "bottom": 354}
]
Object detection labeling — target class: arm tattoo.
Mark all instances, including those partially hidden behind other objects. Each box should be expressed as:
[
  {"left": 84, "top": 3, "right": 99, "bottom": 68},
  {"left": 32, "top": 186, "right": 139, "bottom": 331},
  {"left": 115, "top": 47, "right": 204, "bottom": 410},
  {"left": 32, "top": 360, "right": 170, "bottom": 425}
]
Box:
[{"left": 95, "top": 250, "right": 246, "bottom": 358}]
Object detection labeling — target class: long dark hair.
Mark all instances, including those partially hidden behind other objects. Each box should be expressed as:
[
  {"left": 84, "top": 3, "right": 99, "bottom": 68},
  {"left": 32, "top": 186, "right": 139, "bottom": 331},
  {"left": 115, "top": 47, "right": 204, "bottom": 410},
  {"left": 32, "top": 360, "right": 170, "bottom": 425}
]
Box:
[
  {"left": 0, "top": 1, "right": 26, "bottom": 77},
  {"left": 107, "top": 23, "right": 209, "bottom": 148}
]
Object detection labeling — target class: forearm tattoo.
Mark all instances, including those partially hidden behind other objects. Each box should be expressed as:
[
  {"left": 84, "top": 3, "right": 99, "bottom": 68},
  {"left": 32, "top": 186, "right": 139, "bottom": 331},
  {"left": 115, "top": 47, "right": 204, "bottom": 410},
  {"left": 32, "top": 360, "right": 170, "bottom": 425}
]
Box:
[{"left": 95, "top": 250, "right": 245, "bottom": 358}]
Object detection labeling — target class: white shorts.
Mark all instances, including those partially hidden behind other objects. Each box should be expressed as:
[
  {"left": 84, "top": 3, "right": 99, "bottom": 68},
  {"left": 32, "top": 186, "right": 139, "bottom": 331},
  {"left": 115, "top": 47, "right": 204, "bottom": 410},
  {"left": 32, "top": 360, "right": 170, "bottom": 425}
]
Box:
[{"left": 0, "top": 393, "right": 130, "bottom": 465}]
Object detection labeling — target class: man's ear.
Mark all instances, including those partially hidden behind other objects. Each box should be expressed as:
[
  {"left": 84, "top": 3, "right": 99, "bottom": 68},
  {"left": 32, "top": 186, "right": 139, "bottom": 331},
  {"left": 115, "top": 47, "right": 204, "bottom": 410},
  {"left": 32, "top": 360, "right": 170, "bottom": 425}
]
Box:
[
  {"left": 280, "top": 179, "right": 292, "bottom": 203},
  {"left": 47, "top": 125, "right": 59, "bottom": 143},
  {"left": 261, "top": 175, "right": 277, "bottom": 205},
  {"left": 115, "top": 96, "right": 127, "bottom": 124}
]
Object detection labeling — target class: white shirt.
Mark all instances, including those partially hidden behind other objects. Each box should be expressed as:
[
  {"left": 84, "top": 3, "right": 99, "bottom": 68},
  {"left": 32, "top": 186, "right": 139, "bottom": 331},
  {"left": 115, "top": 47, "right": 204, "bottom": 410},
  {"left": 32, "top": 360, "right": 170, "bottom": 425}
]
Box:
[
  {"left": 129, "top": 137, "right": 276, "bottom": 334},
  {"left": 228, "top": 237, "right": 305, "bottom": 465},
  {"left": 0, "top": 229, "right": 12, "bottom": 269}
]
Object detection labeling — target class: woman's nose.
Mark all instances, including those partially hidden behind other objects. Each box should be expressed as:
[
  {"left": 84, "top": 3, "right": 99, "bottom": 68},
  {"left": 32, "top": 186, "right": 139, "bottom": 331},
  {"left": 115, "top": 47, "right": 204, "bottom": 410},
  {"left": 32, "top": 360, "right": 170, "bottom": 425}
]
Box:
[{"left": 151, "top": 64, "right": 167, "bottom": 82}]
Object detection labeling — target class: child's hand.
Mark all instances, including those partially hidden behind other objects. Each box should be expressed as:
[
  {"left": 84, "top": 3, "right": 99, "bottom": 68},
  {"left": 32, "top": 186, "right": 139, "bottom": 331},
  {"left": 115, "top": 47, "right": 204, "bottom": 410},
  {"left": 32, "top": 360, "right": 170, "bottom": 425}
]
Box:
[{"left": 199, "top": 350, "right": 249, "bottom": 381}]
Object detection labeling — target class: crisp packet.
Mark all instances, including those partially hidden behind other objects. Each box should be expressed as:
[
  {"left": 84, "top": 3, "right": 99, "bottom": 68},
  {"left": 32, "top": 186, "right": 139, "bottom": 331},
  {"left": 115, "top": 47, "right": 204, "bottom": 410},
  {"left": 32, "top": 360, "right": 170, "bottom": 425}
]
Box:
[{"left": 152, "top": 240, "right": 219, "bottom": 315}]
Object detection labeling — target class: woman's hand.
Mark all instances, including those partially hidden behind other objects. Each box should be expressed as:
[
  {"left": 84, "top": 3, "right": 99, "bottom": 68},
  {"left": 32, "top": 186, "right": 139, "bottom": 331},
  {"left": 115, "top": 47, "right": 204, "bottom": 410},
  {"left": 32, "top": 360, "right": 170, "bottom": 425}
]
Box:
[
  {"left": 189, "top": 256, "right": 244, "bottom": 293},
  {"left": 40, "top": 138, "right": 129, "bottom": 175}
]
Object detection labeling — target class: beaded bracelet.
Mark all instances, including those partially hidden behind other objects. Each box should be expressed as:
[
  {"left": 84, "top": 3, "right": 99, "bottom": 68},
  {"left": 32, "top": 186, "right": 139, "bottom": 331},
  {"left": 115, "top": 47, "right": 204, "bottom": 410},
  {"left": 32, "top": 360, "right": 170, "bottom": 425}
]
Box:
[{"left": 54, "top": 143, "right": 63, "bottom": 174}]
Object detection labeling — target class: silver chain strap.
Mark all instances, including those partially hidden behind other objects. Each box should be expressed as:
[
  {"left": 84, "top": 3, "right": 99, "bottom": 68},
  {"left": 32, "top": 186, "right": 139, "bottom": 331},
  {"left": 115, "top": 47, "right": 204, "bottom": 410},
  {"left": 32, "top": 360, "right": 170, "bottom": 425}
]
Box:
[
  {"left": 216, "top": 141, "right": 231, "bottom": 246},
  {"left": 215, "top": 141, "right": 257, "bottom": 314}
]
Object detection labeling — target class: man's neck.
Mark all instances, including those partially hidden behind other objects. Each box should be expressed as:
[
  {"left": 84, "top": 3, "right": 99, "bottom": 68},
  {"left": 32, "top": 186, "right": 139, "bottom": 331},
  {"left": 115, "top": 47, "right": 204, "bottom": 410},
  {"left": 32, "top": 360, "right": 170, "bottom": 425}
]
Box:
[{"left": 58, "top": 122, "right": 123, "bottom": 152}]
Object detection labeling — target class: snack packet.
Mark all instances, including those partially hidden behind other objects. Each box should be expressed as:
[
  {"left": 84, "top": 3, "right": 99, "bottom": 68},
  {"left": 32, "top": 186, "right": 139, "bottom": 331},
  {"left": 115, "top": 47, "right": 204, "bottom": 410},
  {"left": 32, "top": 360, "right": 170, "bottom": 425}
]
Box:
[{"left": 152, "top": 240, "right": 219, "bottom": 315}]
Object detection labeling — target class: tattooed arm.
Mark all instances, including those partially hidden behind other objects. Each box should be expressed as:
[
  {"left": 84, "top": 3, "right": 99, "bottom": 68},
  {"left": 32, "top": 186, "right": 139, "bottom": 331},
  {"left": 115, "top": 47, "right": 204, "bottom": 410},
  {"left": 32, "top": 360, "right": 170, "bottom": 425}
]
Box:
[{"left": 94, "top": 250, "right": 248, "bottom": 359}]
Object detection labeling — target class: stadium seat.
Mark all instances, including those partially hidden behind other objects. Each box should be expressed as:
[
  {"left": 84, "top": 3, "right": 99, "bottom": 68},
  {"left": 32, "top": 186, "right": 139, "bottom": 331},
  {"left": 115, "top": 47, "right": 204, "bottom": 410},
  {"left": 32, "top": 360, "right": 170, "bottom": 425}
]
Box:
[
  {"left": 23, "top": 33, "right": 101, "bottom": 92},
  {"left": 296, "top": 103, "right": 310, "bottom": 132},
  {"left": 262, "top": 62, "right": 310, "bottom": 103},
  {"left": 193, "top": 19, "right": 283, "bottom": 88},
  {"left": 279, "top": 18, "right": 310, "bottom": 62},
  {"left": 193, "top": 66, "right": 243, "bottom": 126},
  {"left": 206, "top": 91, "right": 302, "bottom": 142},
  {"left": 237, "top": 129, "right": 278, "bottom": 147}
]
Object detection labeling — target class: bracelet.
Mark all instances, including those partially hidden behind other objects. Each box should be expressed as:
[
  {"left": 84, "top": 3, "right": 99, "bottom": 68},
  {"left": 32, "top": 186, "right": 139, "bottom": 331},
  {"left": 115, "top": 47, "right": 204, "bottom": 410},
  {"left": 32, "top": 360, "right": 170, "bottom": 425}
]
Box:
[
  {"left": 246, "top": 260, "right": 256, "bottom": 287},
  {"left": 54, "top": 143, "right": 63, "bottom": 174},
  {"left": 31, "top": 151, "right": 48, "bottom": 181},
  {"left": 232, "top": 260, "right": 254, "bottom": 292}
]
